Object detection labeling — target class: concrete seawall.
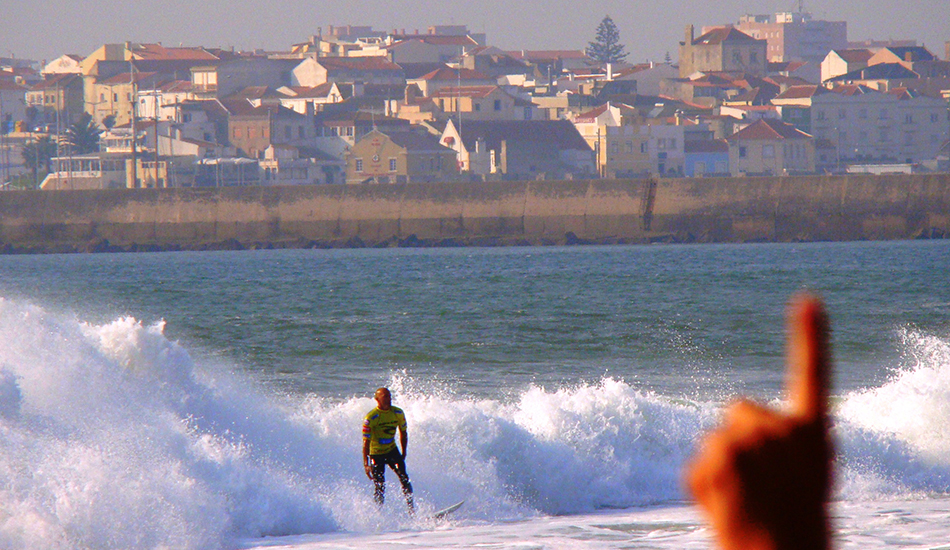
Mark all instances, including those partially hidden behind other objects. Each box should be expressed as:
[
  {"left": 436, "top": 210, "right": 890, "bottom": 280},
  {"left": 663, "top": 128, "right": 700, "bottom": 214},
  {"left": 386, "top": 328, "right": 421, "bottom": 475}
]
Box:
[{"left": 1, "top": 174, "right": 948, "bottom": 253}]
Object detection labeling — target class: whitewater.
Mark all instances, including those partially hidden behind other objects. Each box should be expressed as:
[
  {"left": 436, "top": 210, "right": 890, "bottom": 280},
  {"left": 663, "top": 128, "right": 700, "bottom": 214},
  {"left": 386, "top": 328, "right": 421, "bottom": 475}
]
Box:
[{"left": 2, "top": 296, "right": 950, "bottom": 549}]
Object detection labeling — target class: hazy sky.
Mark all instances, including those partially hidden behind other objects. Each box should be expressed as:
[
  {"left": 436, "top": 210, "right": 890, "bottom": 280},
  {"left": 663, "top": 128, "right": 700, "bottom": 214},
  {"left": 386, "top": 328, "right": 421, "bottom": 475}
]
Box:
[{"left": 4, "top": 0, "right": 948, "bottom": 65}]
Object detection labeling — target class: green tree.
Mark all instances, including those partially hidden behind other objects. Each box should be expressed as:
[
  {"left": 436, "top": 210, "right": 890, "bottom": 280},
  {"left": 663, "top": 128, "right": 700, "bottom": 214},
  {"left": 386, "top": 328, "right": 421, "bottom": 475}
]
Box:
[
  {"left": 21, "top": 135, "right": 57, "bottom": 185},
  {"left": 586, "top": 15, "right": 628, "bottom": 64},
  {"left": 64, "top": 112, "right": 102, "bottom": 154}
]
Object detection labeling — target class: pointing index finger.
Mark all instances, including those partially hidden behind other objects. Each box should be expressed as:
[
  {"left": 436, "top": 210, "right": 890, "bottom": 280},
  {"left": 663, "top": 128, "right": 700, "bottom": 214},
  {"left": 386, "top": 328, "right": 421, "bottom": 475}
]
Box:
[{"left": 786, "top": 294, "right": 830, "bottom": 422}]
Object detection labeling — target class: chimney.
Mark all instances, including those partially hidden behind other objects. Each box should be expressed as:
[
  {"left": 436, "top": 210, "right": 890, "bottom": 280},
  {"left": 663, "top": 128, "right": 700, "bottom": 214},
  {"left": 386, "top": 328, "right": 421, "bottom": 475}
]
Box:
[
  {"left": 905, "top": 51, "right": 913, "bottom": 63},
  {"left": 686, "top": 25, "right": 694, "bottom": 44},
  {"left": 606, "top": 63, "right": 613, "bottom": 81},
  {"left": 328, "top": 25, "right": 334, "bottom": 36}
]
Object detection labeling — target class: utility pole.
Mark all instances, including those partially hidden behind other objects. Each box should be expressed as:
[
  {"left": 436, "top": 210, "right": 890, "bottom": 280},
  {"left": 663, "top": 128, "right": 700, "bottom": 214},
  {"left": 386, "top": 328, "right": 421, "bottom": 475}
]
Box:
[
  {"left": 130, "top": 60, "right": 138, "bottom": 188},
  {"left": 153, "top": 89, "right": 160, "bottom": 187}
]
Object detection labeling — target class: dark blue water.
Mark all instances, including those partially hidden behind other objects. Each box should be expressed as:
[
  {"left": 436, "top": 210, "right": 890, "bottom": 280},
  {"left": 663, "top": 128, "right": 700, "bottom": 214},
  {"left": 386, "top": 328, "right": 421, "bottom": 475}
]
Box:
[{"left": 2, "top": 240, "right": 949, "bottom": 400}]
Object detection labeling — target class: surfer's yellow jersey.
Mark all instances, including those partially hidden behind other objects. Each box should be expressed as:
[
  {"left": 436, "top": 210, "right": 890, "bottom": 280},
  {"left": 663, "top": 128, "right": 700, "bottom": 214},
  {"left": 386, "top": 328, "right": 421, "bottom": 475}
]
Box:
[{"left": 362, "top": 406, "right": 407, "bottom": 455}]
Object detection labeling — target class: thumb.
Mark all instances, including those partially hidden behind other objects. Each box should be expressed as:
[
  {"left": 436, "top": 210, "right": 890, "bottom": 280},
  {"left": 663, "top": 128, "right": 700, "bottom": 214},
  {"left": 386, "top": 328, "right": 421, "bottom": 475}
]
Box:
[{"left": 786, "top": 294, "right": 830, "bottom": 423}]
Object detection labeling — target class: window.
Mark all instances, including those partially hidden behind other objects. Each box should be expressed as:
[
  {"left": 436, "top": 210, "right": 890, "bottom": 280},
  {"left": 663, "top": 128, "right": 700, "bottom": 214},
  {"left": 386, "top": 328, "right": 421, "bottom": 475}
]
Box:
[
  {"left": 610, "top": 142, "right": 620, "bottom": 154},
  {"left": 641, "top": 142, "right": 648, "bottom": 153},
  {"left": 750, "top": 51, "right": 758, "bottom": 64},
  {"left": 355, "top": 159, "right": 363, "bottom": 172},
  {"left": 739, "top": 146, "right": 747, "bottom": 158},
  {"left": 816, "top": 110, "right": 826, "bottom": 121},
  {"left": 494, "top": 99, "right": 502, "bottom": 111},
  {"left": 285, "top": 126, "right": 292, "bottom": 139},
  {"left": 389, "top": 158, "right": 397, "bottom": 172},
  {"left": 931, "top": 114, "right": 939, "bottom": 123},
  {"left": 762, "top": 144, "right": 775, "bottom": 158},
  {"left": 298, "top": 126, "right": 305, "bottom": 139},
  {"left": 113, "top": 93, "right": 118, "bottom": 101},
  {"left": 905, "top": 114, "right": 913, "bottom": 124},
  {"left": 474, "top": 103, "right": 481, "bottom": 111},
  {"left": 626, "top": 141, "right": 634, "bottom": 153},
  {"left": 732, "top": 50, "right": 742, "bottom": 64}
]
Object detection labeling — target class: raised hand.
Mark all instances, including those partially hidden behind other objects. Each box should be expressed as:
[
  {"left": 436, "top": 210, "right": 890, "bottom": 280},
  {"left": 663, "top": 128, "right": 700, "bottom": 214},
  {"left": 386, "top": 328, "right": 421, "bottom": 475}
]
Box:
[{"left": 686, "top": 294, "right": 832, "bottom": 550}]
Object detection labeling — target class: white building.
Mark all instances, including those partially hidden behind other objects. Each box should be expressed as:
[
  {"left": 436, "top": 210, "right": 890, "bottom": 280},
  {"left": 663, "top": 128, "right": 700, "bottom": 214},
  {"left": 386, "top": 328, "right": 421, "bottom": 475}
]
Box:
[{"left": 807, "top": 85, "right": 949, "bottom": 163}]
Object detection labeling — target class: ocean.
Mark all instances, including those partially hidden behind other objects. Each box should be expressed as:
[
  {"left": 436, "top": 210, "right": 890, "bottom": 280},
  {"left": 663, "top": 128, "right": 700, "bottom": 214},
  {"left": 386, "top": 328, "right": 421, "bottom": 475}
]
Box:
[{"left": 1, "top": 241, "right": 949, "bottom": 549}]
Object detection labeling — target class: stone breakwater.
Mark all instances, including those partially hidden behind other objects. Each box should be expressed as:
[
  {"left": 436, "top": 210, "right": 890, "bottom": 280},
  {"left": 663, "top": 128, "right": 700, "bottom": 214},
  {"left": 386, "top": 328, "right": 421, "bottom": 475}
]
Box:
[{"left": 0, "top": 174, "right": 948, "bottom": 254}]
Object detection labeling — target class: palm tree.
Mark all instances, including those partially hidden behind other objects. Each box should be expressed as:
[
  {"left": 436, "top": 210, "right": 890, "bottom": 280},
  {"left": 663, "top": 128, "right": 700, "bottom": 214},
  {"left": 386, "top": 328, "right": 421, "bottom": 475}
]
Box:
[
  {"left": 63, "top": 112, "right": 103, "bottom": 154},
  {"left": 21, "top": 135, "right": 57, "bottom": 187}
]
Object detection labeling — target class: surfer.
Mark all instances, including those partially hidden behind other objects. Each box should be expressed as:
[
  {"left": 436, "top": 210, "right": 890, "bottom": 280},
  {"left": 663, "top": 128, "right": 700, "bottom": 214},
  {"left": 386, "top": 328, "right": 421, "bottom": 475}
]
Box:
[
  {"left": 686, "top": 294, "right": 832, "bottom": 550},
  {"left": 362, "top": 387, "right": 414, "bottom": 512}
]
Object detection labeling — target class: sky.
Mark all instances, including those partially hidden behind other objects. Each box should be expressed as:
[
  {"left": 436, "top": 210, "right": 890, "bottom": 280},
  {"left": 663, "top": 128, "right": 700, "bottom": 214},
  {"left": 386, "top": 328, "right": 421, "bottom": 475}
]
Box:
[{"left": 3, "top": 0, "right": 948, "bottom": 65}]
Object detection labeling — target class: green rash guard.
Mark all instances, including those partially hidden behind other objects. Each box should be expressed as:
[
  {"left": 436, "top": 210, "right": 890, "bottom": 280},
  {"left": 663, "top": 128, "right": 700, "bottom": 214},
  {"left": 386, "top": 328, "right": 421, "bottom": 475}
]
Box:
[{"left": 363, "top": 406, "right": 406, "bottom": 456}]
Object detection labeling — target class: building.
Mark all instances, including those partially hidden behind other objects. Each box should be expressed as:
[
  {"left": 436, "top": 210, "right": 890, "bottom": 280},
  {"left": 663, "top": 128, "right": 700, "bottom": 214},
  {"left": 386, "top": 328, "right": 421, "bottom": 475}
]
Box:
[
  {"left": 806, "top": 85, "right": 949, "bottom": 164},
  {"left": 291, "top": 56, "right": 406, "bottom": 88},
  {"left": 42, "top": 54, "right": 84, "bottom": 76},
  {"left": 227, "top": 103, "right": 316, "bottom": 159},
  {"left": 407, "top": 67, "right": 496, "bottom": 97},
  {"left": 685, "top": 139, "right": 730, "bottom": 177},
  {"left": 25, "top": 74, "right": 85, "bottom": 126},
  {"left": 733, "top": 11, "right": 847, "bottom": 63},
  {"left": 820, "top": 49, "right": 873, "bottom": 83},
  {"left": 679, "top": 26, "right": 768, "bottom": 78},
  {"left": 260, "top": 144, "right": 344, "bottom": 185},
  {"left": 429, "top": 86, "right": 539, "bottom": 121},
  {"left": 345, "top": 128, "right": 458, "bottom": 184},
  {"left": 0, "top": 80, "right": 28, "bottom": 132},
  {"left": 439, "top": 119, "right": 595, "bottom": 179},
  {"left": 727, "top": 118, "right": 816, "bottom": 175}
]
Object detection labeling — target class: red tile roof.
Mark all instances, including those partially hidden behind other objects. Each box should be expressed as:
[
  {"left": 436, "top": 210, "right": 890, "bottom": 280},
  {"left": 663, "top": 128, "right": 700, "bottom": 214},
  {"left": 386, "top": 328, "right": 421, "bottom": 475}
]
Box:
[
  {"left": 727, "top": 119, "right": 811, "bottom": 141},
  {"left": 430, "top": 85, "right": 500, "bottom": 99},
  {"left": 833, "top": 49, "right": 873, "bottom": 63},
  {"left": 417, "top": 67, "right": 493, "bottom": 81},
  {"left": 829, "top": 84, "right": 874, "bottom": 96},
  {"left": 0, "top": 80, "right": 26, "bottom": 91},
  {"left": 100, "top": 71, "right": 160, "bottom": 85},
  {"left": 317, "top": 56, "right": 403, "bottom": 72},
  {"left": 507, "top": 50, "right": 589, "bottom": 61},
  {"left": 693, "top": 27, "right": 758, "bottom": 45},
  {"left": 29, "top": 73, "right": 82, "bottom": 90},
  {"left": 685, "top": 139, "right": 729, "bottom": 153},
  {"left": 772, "top": 85, "right": 828, "bottom": 100},
  {"left": 573, "top": 103, "right": 611, "bottom": 123},
  {"left": 129, "top": 43, "right": 220, "bottom": 61}
]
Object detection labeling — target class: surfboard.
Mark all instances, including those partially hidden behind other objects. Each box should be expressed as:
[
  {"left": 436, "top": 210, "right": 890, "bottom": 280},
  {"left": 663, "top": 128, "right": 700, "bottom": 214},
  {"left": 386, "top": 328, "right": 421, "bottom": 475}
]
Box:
[{"left": 431, "top": 500, "right": 464, "bottom": 519}]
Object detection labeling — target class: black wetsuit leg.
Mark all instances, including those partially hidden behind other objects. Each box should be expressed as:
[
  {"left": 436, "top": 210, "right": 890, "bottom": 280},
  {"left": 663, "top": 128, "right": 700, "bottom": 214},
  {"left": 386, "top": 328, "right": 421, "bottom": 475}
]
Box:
[{"left": 370, "top": 449, "right": 414, "bottom": 510}]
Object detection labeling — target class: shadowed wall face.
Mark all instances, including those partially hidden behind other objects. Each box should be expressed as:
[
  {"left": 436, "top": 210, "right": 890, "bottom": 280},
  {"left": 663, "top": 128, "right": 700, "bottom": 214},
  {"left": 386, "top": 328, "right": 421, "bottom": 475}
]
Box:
[{"left": 1, "top": 174, "right": 948, "bottom": 253}]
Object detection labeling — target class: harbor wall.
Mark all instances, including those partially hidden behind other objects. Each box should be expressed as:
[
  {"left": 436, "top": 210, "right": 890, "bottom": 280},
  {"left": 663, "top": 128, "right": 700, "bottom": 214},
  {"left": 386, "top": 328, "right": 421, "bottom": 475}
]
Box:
[{"left": 0, "top": 174, "right": 948, "bottom": 253}]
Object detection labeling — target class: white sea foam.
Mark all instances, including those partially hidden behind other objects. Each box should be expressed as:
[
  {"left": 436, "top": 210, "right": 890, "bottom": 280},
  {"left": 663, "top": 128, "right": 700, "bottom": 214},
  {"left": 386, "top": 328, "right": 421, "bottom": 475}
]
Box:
[
  {"left": 3, "top": 299, "right": 950, "bottom": 549},
  {"left": 835, "top": 328, "right": 950, "bottom": 499}
]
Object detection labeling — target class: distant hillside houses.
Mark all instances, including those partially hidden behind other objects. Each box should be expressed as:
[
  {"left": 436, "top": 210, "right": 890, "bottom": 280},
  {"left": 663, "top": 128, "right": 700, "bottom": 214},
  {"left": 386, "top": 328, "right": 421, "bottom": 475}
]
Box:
[{"left": 1, "top": 15, "right": 948, "bottom": 190}]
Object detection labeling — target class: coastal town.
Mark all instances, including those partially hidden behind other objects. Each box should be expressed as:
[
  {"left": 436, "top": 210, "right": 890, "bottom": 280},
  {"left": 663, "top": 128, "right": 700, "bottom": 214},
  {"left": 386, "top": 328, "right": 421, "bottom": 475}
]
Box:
[{"left": 0, "top": 10, "right": 949, "bottom": 191}]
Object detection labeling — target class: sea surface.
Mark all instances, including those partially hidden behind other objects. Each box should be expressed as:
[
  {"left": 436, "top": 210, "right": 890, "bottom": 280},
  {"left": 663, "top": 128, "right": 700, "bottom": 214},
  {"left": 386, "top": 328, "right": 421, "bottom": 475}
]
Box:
[{"left": 1, "top": 241, "right": 950, "bottom": 549}]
